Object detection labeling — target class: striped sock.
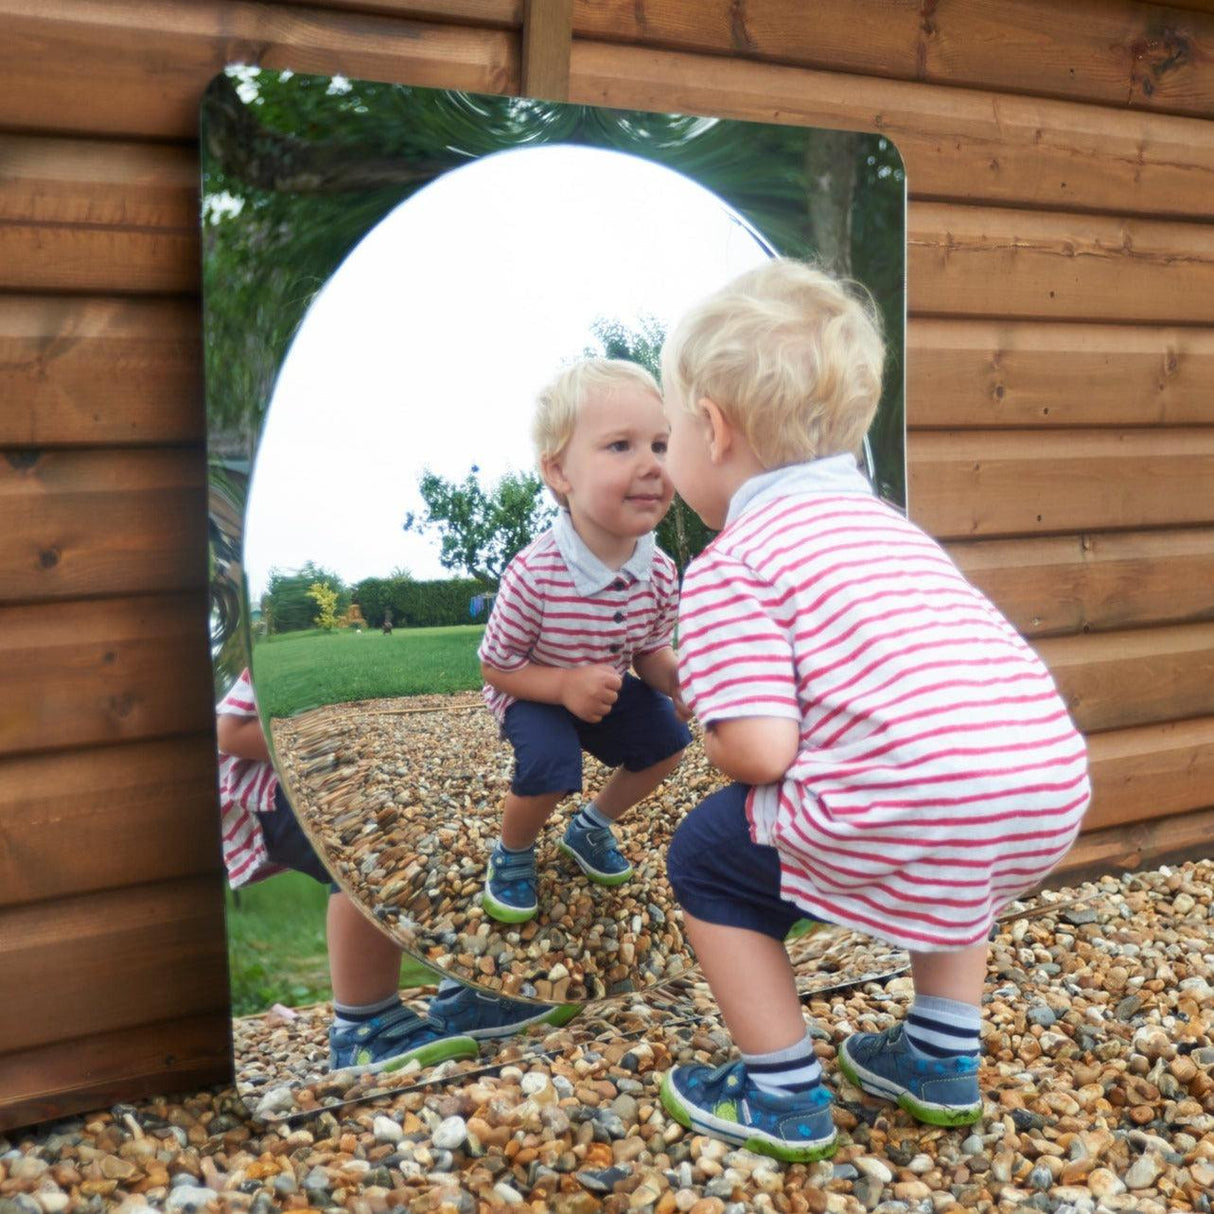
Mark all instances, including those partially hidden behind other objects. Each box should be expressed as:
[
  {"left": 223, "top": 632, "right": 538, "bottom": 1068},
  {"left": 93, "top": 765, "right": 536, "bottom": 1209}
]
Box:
[
  {"left": 332, "top": 993, "right": 401, "bottom": 1029},
  {"left": 903, "top": 995, "right": 981, "bottom": 1059},
  {"left": 571, "top": 802, "right": 615, "bottom": 832},
  {"left": 742, "top": 1033, "right": 824, "bottom": 1097}
]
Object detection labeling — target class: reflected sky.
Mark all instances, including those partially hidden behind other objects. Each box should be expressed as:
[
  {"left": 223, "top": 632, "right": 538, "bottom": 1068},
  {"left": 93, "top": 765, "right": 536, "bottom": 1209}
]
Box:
[{"left": 243, "top": 146, "right": 771, "bottom": 598}]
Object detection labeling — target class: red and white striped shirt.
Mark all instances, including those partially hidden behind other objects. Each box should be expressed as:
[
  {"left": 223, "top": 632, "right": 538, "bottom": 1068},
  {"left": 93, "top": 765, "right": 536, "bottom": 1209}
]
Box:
[
  {"left": 216, "top": 668, "right": 284, "bottom": 889},
  {"left": 678, "top": 458, "right": 1090, "bottom": 951},
  {"left": 479, "top": 511, "right": 680, "bottom": 722}
]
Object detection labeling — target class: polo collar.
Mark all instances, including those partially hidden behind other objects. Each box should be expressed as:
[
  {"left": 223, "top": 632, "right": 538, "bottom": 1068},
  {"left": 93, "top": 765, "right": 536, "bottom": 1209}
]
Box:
[
  {"left": 725, "top": 454, "right": 873, "bottom": 528},
  {"left": 553, "top": 510, "right": 655, "bottom": 596}
]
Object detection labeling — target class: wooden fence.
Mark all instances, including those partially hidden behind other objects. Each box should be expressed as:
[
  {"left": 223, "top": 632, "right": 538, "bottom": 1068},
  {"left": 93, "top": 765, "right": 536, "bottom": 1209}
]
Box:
[{"left": 1, "top": 0, "right": 1212, "bottom": 1129}]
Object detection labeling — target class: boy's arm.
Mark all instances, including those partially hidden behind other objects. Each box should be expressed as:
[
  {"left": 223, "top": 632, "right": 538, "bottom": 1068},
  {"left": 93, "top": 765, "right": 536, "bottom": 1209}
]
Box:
[
  {"left": 704, "top": 717, "right": 800, "bottom": 786},
  {"left": 633, "top": 646, "right": 691, "bottom": 721},
  {"left": 216, "top": 713, "right": 270, "bottom": 763},
  {"left": 481, "top": 660, "right": 621, "bottom": 723}
]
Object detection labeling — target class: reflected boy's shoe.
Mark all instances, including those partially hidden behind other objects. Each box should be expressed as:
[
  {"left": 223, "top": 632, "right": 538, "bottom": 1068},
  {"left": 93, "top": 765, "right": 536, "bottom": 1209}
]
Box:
[
  {"left": 429, "top": 982, "right": 581, "bottom": 1038},
  {"left": 660, "top": 1061, "right": 837, "bottom": 1164},
  {"left": 482, "top": 841, "right": 538, "bottom": 922},
  {"left": 558, "top": 818, "right": 633, "bottom": 886},
  {"left": 837, "top": 1023, "right": 983, "bottom": 1126},
  {"left": 328, "top": 1003, "right": 477, "bottom": 1076}
]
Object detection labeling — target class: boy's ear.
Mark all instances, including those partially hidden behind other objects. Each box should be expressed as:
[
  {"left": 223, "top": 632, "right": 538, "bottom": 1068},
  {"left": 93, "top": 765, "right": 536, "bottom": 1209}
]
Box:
[
  {"left": 700, "top": 398, "right": 733, "bottom": 465},
  {"left": 540, "top": 452, "right": 571, "bottom": 499}
]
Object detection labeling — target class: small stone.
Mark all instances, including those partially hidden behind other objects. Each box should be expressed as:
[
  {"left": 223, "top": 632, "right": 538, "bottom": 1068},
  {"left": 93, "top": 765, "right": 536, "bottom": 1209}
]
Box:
[
  {"left": 372, "top": 1115, "right": 402, "bottom": 1145},
  {"left": 492, "top": 1181, "right": 524, "bottom": 1206},
  {"left": 165, "top": 1187, "right": 218, "bottom": 1211},
  {"left": 853, "top": 1156, "right": 893, "bottom": 1184},
  {"left": 433, "top": 1116, "right": 468, "bottom": 1150},
  {"left": 1125, "top": 1153, "right": 1162, "bottom": 1190}
]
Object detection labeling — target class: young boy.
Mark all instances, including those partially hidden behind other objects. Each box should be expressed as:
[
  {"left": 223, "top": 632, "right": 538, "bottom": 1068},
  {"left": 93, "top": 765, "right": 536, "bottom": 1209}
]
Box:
[
  {"left": 656, "top": 260, "right": 1090, "bottom": 1161},
  {"left": 478, "top": 358, "right": 692, "bottom": 923},
  {"left": 217, "top": 669, "right": 572, "bottom": 1074}
]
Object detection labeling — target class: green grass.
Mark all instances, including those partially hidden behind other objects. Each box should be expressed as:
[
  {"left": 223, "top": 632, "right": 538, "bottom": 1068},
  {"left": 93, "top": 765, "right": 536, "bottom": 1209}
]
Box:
[
  {"left": 225, "top": 872, "right": 437, "bottom": 1016},
  {"left": 251, "top": 625, "right": 485, "bottom": 718}
]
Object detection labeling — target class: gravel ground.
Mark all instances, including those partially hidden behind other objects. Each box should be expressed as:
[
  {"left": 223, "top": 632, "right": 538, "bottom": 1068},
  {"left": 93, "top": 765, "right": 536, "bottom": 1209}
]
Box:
[
  {"left": 271, "top": 695, "right": 714, "bottom": 1003},
  {"left": 5, "top": 859, "right": 1214, "bottom": 1214}
]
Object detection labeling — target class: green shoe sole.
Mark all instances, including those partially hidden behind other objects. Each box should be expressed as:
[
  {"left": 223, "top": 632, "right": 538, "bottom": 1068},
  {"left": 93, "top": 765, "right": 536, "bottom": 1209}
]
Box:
[
  {"left": 556, "top": 840, "right": 633, "bottom": 886},
  {"left": 481, "top": 890, "right": 537, "bottom": 923},
  {"left": 836, "top": 1050, "right": 982, "bottom": 1127},
  {"left": 378, "top": 1033, "right": 479, "bottom": 1074},
  {"left": 658, "top": 1072, "right": 838, "bottom": 1165}
]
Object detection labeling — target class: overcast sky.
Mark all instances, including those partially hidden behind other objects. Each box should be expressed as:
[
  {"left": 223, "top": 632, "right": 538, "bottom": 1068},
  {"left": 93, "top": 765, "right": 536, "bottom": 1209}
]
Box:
[{"left": 243, "top": 144, "right": 772, "bottom": 598}]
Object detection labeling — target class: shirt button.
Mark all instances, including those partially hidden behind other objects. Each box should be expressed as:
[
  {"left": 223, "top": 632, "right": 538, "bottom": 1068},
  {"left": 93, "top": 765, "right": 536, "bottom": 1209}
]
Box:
[
  {"left": 609, "top": 644, "right": 622, "bottom": 653},
  {"left": 612, "top": 579, "right": 626, "bottom": 590},
  {"left": 613, "top": 611, "right": 624, "bottom": 622}
]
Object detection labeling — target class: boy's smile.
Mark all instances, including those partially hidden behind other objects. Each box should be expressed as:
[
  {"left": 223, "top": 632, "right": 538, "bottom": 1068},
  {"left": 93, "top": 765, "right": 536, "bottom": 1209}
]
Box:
[{"left": 542, "top": 385, "right": 673, "bottom": 567}]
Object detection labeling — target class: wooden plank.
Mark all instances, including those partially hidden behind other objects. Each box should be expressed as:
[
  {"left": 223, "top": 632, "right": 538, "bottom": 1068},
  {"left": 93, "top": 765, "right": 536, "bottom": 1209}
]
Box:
[
  {"left": 948, "top": 528, "right": 1214, "bottom": 637},
  {"left": 522, "top": 0, "right": 572, "bottom": 99},
  {"left": 0, "top": 877, "right": 229, "bottom": 1055},
  {"left": 0, "top": 296, "right": 203, "bottom": 447},
  {"left": 570, "top": 41, "right": 1214, "bottom": 221},
  {"left": 1050, "top": 804, "right": 1214, "bottom": 888},
  {"left": 0, "top": 134, "right": 200, "bottom": 294},
  {"left": 908, "top": 321, "right": 1214, "bottom": 429},
  {"left": 1037, "top": 622, "right": 1214, "bottom": 735},
  {"left": 908, "top": 203, "right": 1214, "bottom": 325},
  {"left": 0, "top": 593, "right": 213, "bottom": 757},
  {"left": 0, "top": 736, "right": 221, "bottom": 909},
  {"left": 0, "top": 1010, "right": 232, "bottom": 1135},
  {"left": 909, "top": 429, "right": 1214, "bottom": 540},
  {"left": 1084, "top": 716, "right": 1214, "bottom": 832},
  {"left": 282, "top": 0, "right": 521, "bottom": 24},
  {"left": 571, "top": 0, "right": 1214, "bottom": 119},
  {"left": 0, "top": 1, "right": 516, "bottom": 139},
  {"left": 0, "top": 448, "right": 207, "bottom": 602}
]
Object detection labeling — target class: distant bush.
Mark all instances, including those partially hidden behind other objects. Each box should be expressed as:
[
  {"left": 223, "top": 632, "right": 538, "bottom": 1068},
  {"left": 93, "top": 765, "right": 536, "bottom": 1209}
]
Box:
[{"left": 355, "top": 576, "right": 494, "bottom": 629}]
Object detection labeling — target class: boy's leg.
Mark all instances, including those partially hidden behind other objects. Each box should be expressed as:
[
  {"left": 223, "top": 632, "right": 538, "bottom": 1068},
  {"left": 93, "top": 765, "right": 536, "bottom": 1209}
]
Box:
[
  {"left": 562, "top": 676, "right": 691, "bottom": 884},
  {"left": 326, "top": 891, "right": 405, "bottom": 1009},
  {"left": 837, "top": 941, "right": 986, "bottom": 1126},
  {"left": 500, "top": 791, "right": 565, "bottom": 849},
  {"left": 659, "top": 784, "right": 836, "bottom": 1163}
]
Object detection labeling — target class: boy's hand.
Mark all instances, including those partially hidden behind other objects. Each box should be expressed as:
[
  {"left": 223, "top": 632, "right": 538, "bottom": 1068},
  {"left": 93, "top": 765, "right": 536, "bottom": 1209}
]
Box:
[
  {"left": 671, "top": 686, "right": 693, "bottom": 723},
  {"left": 562, "top": 665, "right": 623, "bottom": 723}
]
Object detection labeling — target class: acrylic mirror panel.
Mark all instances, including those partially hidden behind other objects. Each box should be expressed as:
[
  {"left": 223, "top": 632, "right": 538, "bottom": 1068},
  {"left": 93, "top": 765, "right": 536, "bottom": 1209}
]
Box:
[{"left": 203, "top": 69, "right": 906, "bottom": 1110}]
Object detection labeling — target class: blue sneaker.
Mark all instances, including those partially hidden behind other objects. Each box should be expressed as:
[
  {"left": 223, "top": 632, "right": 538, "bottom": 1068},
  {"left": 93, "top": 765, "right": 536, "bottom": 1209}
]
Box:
[
  {"left": 429, "top": 982, "right": 581, "bottom": 1038},
  {"left": 328, "top": 1003, "right": 478, "bottom": 1076},
  {"left": 660, "top": 1061, "right": 837, "bottom": 1163},
  {"left": 838, "top": 1023, "right": 983, "bottom": 1126},
  {"left": 558, "top": 818, "right": 633, "bottom": 886},
  {"left": 482, "top": 842, "right": 538, "bottom": 923}
]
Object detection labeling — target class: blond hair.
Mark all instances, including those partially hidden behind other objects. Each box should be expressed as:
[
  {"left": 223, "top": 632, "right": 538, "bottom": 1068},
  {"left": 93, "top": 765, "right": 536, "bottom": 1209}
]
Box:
[
  {"left": 662, "top": 259, "right": 886, "bottom": 467},
  {"left": 532, "top": 357, "right": 662, "bottom": 464}
]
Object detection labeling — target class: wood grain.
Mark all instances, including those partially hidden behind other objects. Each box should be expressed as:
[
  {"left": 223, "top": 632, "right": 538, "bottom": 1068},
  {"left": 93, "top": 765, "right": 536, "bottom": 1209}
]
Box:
[
  {"left": 0, "top": 448, "right": 207, "bottom": 602},
  {"left": 522, "top": 0, "right": 572, "bottom": 100},
  {"left": 908, "top": 320, "right": 1214, "bottom": 429},
  {"left": 0, "top": 296, "right": 204, "bottom": 446},
  {"left": 570, "top": 40, "right": 1214, "bottom": 220},
  {"left": 1085, "top": 716, "right": 1214, "bottom": 832},
  {"left": 571, "top": 0, "right": 1214, "bottom": 118},
  {"left": 1038, "top": 622, "right": 1214, "bottom": 735},
  {"left": 0, "top": 1011, "right": 233, "bottom": 1135},
  {"left": 1050, "top": 804, "right": 1214, "bottom": 888},
  {"left": 908, "top": 429, "right": 1214, "bottom": 540},
  {"left": 908, "top": 203, "right": 1214, "bottom": 325},
  {"left": 0, "top": 876, "right": 230, "bottom": 1055},
  {"left": 948, "top": 528, "right": 1214, "bottom": 638},
  {"left": 0, "top": 592, "right": 214, "bottom": 757},
  {"left": 0, "top": 736, "right": 221, "bottom": 908},
  {"left": 0, "top": 134, "right": 200, "bottom": 294},
  {"left": 0, "top": 2, "right": 516, "bottom": 139}
]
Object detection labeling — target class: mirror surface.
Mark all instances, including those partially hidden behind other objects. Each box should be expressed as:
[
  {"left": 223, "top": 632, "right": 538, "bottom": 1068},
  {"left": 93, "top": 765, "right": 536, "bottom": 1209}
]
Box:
[{"left": 202, "top": 70, "right": 906, "bottom": 1109}]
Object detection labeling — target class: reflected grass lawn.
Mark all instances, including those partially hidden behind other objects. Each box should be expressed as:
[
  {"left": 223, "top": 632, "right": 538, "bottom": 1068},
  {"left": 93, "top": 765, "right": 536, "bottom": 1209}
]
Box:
[
  {"left": 251, "top": 624, "right": 485, "bottom": 718},
  {"left": 225, "top": 871, "right": 439, "bottom": 1016}
]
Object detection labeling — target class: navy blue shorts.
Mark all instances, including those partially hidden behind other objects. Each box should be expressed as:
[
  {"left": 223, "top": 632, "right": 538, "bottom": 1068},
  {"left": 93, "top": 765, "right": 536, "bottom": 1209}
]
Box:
[
  {"left": 503, "top": 673, "right": 692, "bottom": 797},
  {"left": 258, "top": 784, "right": 340, "bottom": 893},
  {"left": 667, "top": 782, "right": 822, "bottom": 941}
]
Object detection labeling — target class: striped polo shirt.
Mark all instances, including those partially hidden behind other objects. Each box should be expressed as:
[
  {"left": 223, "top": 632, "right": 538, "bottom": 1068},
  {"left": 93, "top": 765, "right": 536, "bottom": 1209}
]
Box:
[
  {"left": 479, "top": 510, "right": 680, "bottom": 722},
  {"left": 216, "top": 668, "right": 284, "bottom": 889},
  {"left": 678, "top": 457, "right": 1090, "bottom": 951}
]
